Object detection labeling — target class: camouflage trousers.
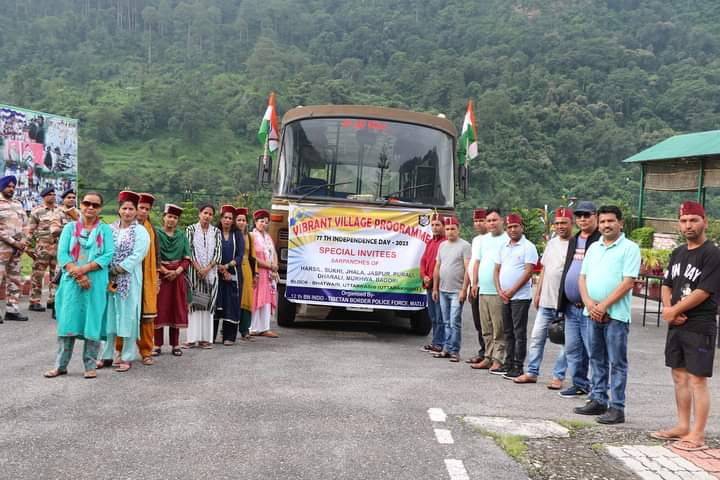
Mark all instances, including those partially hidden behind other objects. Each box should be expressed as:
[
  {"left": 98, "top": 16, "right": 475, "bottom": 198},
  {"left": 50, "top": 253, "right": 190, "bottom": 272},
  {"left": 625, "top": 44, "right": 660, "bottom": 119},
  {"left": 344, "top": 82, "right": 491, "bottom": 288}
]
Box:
[
  {"left": 30, "top": 252, "right": 57, "bottom": 304},
  {"left": 0, "top": 250, "right": 22, "bottom": 314}
]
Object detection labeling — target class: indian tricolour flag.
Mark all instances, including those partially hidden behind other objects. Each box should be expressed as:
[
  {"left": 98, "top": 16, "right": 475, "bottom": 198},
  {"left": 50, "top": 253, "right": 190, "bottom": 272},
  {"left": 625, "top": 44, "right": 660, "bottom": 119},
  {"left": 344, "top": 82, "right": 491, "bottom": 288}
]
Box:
[
  {"left": 258, "top": 92, "right": 279, "bottom": 152},
  {"left": 457, "top": 99, "right": 478, "bottom": 166}
]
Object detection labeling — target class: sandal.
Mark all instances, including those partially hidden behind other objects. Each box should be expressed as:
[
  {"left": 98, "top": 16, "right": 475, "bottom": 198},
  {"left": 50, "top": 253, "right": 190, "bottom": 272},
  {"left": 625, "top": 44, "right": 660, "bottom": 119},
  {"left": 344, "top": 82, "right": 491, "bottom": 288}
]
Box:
[
  {"left": 83, "top": 370, "right": 97, "bottom": 379},
  {"left": 670, "top": 439, "right": 708, "bottom": 452},
  {"left": 142, "top": 357, "right": 154, "bottom": 366},
  {"left": 433, "top": 351, "right": 451, "bottom": 359},
  {"left": 240, "top": 335, "right": 255, "bottom": 342},
  {"left": 260, "top": 330, "right": 279, "bottom": 338},
  {"left": 115, "top": 362, "right": 132, "bottom": 373},
  {"left": 649, "top": 431, "right": 683, "bottom": 442},
  {"left": 223, "top": 340, "right": 235, "bottom": 346},
  {"left": 96, "top": 359, "right": 113, "bottom": 369},
  {"left": 181, "top": 342, "right": 197, "bottom": 349},
  {"left": 449, "top": 354, "right": 461, "bottom": 363},
  {"left": 171, "top": 347, "right": 183, "bottom": 356},
  {"left": 199, "top": 342, "right": 213, "bottom": 349},
  {"left": 44, "top": 369, "right": 67, "bottom": 378},
  {"left": 151, "top": 347, "right": 161, "bottom": 357}
]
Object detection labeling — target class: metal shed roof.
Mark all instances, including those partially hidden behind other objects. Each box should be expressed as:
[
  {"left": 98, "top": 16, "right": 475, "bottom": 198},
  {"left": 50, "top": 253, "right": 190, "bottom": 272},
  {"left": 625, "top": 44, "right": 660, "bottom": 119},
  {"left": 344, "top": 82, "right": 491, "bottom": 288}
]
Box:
[{"left": 623, "top": 130, "right": 720, "bottom": 163}]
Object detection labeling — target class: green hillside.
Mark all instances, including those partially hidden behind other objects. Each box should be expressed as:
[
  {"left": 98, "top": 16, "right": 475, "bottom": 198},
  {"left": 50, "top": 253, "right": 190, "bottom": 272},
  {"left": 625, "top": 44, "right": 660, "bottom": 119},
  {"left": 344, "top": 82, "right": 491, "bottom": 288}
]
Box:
[{"left": 2, "top": 0, "right": 720, "bottom": 215}]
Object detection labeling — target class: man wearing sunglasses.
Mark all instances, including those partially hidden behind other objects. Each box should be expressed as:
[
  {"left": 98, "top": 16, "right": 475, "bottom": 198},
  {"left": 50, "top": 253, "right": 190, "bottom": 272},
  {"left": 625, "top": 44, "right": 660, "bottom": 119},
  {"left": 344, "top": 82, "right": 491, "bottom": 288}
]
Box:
[
  {"left": 0, "top": 175, "right": 29, "bottom": 322},
  {"left": 556, "top": 201, "right": 601, "bottom": 398}
]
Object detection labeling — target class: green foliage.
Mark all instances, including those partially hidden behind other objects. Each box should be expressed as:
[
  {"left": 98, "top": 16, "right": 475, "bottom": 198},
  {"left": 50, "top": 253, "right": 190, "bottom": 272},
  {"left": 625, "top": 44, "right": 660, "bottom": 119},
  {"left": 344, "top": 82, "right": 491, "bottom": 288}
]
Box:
[
  {"left": 1, "top": 0, "right": 720, "bottom": 218},
  {"left": 177, "top": 201, "right": 198, "bottom": 229},
  {"left": 706, "top": 220, "right": 720, "bottom": 246},
  {"left": 640, "top": 248, "right": 671, "bottom": 273},
  {"left": 630, "top": 227, "right": 655, "bottom": 248},
  {"left": 512, "top": 208, "right": 546, "bottom": 253}
]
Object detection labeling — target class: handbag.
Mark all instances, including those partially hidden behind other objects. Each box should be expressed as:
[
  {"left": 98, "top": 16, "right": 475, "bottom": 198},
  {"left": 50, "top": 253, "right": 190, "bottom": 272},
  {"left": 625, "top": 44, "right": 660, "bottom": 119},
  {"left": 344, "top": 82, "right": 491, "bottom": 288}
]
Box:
[
  {"left": 548, "top": 313, "right": 565, "bottom": 345},
  {"left": 191, "top": 280, "right": 212, "bottom": 309}
]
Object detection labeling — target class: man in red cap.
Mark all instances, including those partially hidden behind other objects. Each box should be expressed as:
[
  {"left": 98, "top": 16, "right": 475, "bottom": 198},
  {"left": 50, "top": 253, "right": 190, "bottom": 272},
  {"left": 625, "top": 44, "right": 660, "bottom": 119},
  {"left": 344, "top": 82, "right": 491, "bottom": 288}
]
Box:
[
  {"left": 432, "top": 216, "right": 471, "bottom": 362},
  {"left": 126, "top": 193, "right": 160, "bottom": 364},
  {"left": 420, "top": 212, "right": 446, "bottom": 353},
  {"left": 466, "top": 208, "right": 488, "bottom": 365},
  {"left": 514, "top": 207, "right": 572, "bottom": 386},
  {"left": 652, "top": 201, "right": 720, "bottom": 449},
  {"left": 493, "top": 213, "right": 538, "bottom": 379}
]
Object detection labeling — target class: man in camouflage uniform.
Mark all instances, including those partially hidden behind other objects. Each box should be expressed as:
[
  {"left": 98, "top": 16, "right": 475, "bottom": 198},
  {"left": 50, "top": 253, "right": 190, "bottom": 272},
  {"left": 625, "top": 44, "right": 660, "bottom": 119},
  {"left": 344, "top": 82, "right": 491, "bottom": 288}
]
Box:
[
  {"left": 28, "top": 185, "right": 58, "bottom": 312},
  {"left": 49, "top": 188, "right": 78, "bottom": 237},
  {"left": 0, "top": 175, "right": 29, "bottom": 322}
]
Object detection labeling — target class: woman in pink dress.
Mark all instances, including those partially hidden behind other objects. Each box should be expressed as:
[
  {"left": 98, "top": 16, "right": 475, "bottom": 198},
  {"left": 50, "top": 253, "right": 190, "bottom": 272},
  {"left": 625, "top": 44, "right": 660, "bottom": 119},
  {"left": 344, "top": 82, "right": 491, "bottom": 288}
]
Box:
[{"left": 250, "top": 209, "right": 279, "bottom": 337}]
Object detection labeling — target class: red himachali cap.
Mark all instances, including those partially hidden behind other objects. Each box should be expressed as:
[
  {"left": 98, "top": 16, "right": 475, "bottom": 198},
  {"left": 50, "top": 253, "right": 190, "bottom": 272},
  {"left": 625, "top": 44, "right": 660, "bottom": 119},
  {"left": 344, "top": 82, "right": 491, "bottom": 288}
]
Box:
[
  {"left": 679, "top": 201, "right": 705, "bottom": 218},
  {"left": 554, "top": 207, "right": 573, "bottom": 220},
  {"left": 505, "top": 213, "right": 523, "bottom": 226},
  {"left": 164, "top": 203, "right": 183, "bottom": 217},
  {"left": 431, "top": 212, "right": 444, "bottom": 222},
  {"left": 138, "top": 193, "right": 155, "bottom": 206},
  {"left": 443, "top": 216, "right": 459, "bottom": 226},
  {"left": 473, "top": 208, "right": 487, "bottom": 220},
  {"left": 253, "top": 209, "right": 270, "bottom": 221},
  {"left": 117, "top": 190, "right": 140, "bottom": 206},
  {"left": 235, "top": 207, "right": 248, "bottom": 217},
  {"left": 220, "top": 204, "right": 235, "bottom": 216}
]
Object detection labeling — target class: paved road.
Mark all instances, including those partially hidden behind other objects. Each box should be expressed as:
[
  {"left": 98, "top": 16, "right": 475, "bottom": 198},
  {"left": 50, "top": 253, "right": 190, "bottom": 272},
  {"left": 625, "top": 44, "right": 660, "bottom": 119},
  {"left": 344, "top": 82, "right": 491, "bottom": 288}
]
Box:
[{"left": 0, "top": 298, "right": 717, "bottom": 479}]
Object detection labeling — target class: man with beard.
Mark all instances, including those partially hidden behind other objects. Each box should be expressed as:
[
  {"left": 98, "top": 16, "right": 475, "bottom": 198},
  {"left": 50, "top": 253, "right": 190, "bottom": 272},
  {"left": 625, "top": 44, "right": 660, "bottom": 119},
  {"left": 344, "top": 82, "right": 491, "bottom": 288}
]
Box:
[
  {"left": 652, "top": 201, "right": 720, "bottom": 450},
  {"left": 0, "top": 175, "right": 29, "bottom": 322}
]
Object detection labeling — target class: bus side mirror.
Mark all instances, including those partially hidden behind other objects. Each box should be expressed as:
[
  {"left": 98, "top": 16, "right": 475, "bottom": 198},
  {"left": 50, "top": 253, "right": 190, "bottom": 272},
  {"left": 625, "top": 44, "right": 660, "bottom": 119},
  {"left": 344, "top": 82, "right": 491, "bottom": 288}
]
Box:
[{"left": 257, "top": 154, "right": 273, "bottom": 186}]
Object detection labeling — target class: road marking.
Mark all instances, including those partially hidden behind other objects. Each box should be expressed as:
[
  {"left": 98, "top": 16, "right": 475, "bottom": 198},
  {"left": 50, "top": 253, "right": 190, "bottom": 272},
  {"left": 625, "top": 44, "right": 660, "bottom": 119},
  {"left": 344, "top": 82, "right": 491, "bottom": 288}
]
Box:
[
  {"left": 428, "top": 407, "right": 447, "bottom": 422},
  {"left": 434, "top": 428, "right": 454, "bottom": 444},
  {"left": 444, "top": 459, "right": 470, "bottom": 480}
]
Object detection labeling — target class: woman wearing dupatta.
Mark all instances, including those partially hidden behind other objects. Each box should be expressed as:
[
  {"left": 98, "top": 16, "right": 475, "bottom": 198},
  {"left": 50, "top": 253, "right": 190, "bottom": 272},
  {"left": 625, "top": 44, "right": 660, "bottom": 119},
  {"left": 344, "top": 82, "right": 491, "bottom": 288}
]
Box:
[
  {"left": 235, "top": 208, "right": 256, "bottom": 341},
  {"left": 213, "top": 205, "right": 244, "bottom": 345},
  {"left": 154, "top": 204, "right": 192, "bottom": 356},
  {"left": 44, "top": 192, "right": 114, "bottom": 379},
  {"left": 185, "top": 204, "right": 221, "bottom": 349},
  {"left": 250, "top": 209, "right": 279, "bottom": 337},
  {"left": 99, "top": 191, "right": 150, "bottom": 373}
]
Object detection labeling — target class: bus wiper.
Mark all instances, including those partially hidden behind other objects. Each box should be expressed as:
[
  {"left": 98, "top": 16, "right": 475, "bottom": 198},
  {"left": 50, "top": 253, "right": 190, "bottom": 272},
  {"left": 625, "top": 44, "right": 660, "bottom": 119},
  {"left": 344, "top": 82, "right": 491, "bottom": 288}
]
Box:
[
  {"left": 382, "top": 183, "right": 434, "bottom": 205},
  {"left": 297, "top": 181, "right": 354, "bottom": 202}
]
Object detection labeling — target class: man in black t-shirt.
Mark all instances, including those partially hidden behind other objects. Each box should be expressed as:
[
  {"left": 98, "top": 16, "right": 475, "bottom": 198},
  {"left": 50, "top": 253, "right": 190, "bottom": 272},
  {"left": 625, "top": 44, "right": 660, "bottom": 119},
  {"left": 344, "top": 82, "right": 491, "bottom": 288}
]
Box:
[{"left": 653, "top": 201, "right": 720, "bottom": 452}]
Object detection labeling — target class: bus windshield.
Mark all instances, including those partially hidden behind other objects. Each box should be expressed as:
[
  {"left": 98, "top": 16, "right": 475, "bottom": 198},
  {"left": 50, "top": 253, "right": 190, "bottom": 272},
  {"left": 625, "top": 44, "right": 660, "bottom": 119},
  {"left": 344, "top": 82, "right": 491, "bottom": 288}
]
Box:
[{"left": 276, "top": 118, "right": 454, "bottom": 207}]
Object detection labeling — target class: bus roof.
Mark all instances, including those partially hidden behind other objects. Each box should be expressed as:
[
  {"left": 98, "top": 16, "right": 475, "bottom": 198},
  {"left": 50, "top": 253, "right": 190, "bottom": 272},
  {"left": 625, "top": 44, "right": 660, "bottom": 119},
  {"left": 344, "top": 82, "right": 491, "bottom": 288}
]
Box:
[{"left": 281, "top": 105, "right": 458, "bottom": 139}]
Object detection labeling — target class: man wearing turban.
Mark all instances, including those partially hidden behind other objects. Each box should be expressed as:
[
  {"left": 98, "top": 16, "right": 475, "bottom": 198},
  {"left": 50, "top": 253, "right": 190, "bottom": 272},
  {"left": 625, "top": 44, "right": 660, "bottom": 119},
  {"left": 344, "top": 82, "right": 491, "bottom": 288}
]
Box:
[{"left": 0, "top": 175, "right": 29, "bottom": 322}]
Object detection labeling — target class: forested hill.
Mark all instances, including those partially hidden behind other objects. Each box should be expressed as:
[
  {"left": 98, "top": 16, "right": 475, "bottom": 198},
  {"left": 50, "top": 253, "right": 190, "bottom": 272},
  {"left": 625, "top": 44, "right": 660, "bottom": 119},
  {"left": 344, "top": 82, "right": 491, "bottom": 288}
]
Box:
[{"left": 1, "top": 0, "right": 720, "bottom": 214}]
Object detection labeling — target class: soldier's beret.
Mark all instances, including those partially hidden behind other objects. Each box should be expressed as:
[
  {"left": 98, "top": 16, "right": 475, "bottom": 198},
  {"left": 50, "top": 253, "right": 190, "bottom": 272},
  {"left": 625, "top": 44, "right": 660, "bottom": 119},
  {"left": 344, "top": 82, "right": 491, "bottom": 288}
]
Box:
[{"left": 40, "top": 186, "right": 55, "bottom": 197}]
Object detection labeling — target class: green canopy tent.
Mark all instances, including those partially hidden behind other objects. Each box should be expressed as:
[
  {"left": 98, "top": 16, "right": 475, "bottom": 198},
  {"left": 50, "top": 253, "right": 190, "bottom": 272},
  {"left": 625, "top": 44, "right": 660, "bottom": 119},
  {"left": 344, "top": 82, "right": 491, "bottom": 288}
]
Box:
[{"left": 624, "top": 130, "right": 720, "bottom": 232}]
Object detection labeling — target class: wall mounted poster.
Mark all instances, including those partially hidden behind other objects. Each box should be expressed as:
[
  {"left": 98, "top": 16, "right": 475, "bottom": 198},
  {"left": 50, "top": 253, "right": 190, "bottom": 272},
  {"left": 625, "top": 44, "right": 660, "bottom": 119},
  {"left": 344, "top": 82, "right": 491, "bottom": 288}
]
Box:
[
  {"left": 286, "top": 203, "right": 433, "bottom": 310},
  {"left": 0, "top": 104, "right": 77, "bottom": 211}
]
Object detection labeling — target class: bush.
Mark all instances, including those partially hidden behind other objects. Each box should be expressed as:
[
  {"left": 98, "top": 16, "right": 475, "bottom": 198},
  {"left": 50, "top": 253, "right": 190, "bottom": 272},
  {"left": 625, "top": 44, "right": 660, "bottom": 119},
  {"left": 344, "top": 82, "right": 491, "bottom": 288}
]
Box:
[{"left": 630, "top": 227, "right": 655, "bottom": 248}]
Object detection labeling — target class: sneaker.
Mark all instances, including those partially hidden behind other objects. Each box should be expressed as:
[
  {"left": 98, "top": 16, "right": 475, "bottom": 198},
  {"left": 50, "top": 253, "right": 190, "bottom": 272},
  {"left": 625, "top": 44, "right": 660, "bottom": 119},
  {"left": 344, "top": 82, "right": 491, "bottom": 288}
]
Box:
[
  {"left": 574, "top": 400, "right": 608, "bottom": 416},
  {"left": 596, "top": 408, "right": 625, "bottom": 424},
  {"left": 503, "top": 369, "right": 522, "bottom": 380},
  {"left": 559, "top": 386, "right": 588, "bottom": 398},
  {"left": 29, "top": 303, "right": 46, "bottom": 312},
  {"left": 4, "top": 311, "right": 28, "bottom": 321},
  {"left": 489, "top": 365, "right": 509, "bottom": 376}
]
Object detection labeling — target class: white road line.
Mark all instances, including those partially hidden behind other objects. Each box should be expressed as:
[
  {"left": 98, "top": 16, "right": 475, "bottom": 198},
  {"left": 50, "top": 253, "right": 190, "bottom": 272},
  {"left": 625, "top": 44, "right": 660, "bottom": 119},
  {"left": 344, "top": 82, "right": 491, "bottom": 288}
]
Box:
[
  {"left": 434, "top": 428, "right": 454, "bottom": 444},
  {"left": 428, "top": 407, "right": 447, "bottom": 422},
  {"left": 444, "top": 459, "right": 470, "bottom": 480}
]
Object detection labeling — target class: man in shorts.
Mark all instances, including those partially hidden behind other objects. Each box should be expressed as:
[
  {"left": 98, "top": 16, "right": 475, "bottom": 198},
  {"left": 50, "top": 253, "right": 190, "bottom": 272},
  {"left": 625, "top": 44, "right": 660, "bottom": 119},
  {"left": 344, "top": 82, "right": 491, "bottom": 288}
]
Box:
[{"left": 653, "top": 201, "right": 720, "bottom": 451}]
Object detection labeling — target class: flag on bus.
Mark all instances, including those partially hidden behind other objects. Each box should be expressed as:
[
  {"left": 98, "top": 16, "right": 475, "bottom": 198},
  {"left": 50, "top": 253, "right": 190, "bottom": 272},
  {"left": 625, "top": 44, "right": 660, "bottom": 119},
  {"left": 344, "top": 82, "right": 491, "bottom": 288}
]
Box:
[
  {"left": 457, "top": 99, "right": 478, "bottom": 166},
  {"left": 258, "top": 92, "right": 279, "bottom": 152}
]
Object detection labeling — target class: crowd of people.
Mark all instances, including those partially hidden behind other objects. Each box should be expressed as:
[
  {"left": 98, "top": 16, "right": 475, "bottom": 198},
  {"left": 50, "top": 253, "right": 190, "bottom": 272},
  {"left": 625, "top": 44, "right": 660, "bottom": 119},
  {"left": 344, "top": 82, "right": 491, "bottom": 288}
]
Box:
[
  {"left": 421, "top": 201, "right": 717, "bottom": 451},
  {"left": 0, "top": 175, "right": 279, "bottom": 378}
]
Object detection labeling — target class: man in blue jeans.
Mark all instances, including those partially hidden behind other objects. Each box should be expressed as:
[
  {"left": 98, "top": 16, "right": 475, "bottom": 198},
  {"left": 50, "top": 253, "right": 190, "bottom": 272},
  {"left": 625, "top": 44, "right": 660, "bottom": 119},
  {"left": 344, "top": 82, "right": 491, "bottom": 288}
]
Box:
[
  {"left": 514, "top": 207, "right": 571, "bottom": 387},
  {"left": 575, "top": 205, "right": 640, "bottom": 424},
  {"left": 420, "top": 213, "right": 446, "bottom": 353},
  {"left": 432, "top": 216, "right": 471, "bottom": 362},
  {"left": 556, "top": 201, "right": 601, "bottom": 398}
]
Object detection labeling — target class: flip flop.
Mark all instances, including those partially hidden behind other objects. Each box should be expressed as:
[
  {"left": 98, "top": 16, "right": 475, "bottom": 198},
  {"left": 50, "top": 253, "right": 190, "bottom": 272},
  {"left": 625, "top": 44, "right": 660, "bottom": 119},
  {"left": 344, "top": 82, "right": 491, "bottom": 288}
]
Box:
[
  {"left": 171, "top": 347, "right": 183, "bottom": 356},
  {"left": 115, "top": 363, "right": 132, "bottom": 373},
  {"left": 83, "top": 370, "right": 97, "bottom": 379},
  {"left": 142, "top": 357, "right": 154, "bottom": 366},
  {"left": 671, "top": 439, "right": 708, "bottom": 452},
  {"left": 43, "top": 369, "right": 67, "bottom": 378},
  {"left": 151, "top": 347, "right": 161, "bottom": 357},
  {"left": 649, "top": 431, "right": 682, "bottom": 442}
]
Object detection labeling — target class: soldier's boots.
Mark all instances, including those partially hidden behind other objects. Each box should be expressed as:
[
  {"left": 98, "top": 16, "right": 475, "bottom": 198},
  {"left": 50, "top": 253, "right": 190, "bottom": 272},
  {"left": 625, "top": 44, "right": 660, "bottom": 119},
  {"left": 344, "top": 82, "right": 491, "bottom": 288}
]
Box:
[
  {"left": 29, "top": 303, "right": 46, "bottom": 312},
  {"left": 5, "top": 311, "right": 28, "bottom": 321}
]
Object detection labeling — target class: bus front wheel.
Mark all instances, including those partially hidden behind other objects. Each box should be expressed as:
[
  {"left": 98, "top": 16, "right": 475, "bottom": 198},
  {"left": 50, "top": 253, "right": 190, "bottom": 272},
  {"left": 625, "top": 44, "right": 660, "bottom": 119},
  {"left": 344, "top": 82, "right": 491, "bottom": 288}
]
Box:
[
  {"left": 409, "top": 309, "right": 432, "bottom": 335},
  {"left": 277, "top": 284, "right": 297, "bottom": 327}
]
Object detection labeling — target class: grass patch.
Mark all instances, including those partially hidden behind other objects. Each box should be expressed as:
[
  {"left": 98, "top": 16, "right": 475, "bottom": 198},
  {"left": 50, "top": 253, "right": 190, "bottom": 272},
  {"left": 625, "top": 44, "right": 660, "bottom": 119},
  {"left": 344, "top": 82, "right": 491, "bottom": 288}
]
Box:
[
  {"left": 473, "top": 427, "right": 528, "bottom": 460},
  {"left": 591, "top": 443, "right": 605, "bottom": 452},
  {"left": 557, "top": 419, "right": 595, "bottom": 433}
]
